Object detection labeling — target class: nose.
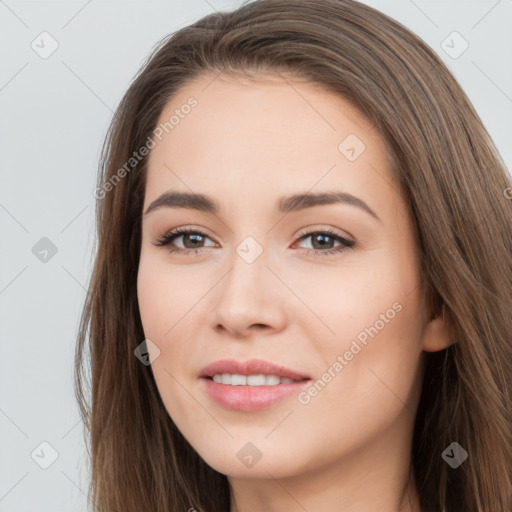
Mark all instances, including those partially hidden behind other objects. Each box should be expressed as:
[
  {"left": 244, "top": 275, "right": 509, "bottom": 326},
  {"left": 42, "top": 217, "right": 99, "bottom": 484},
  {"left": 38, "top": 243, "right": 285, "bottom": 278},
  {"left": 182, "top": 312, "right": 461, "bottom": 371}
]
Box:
[{"left": 211, "top": 245, "right": 288, "bottom": 338}]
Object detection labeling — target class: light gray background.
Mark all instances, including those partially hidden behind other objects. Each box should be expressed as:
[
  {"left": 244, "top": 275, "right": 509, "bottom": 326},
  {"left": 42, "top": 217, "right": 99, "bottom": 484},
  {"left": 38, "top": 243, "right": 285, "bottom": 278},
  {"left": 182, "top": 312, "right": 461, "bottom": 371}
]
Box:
[{"left": 1, "top": 1, "right": 511, "bottom": 511}]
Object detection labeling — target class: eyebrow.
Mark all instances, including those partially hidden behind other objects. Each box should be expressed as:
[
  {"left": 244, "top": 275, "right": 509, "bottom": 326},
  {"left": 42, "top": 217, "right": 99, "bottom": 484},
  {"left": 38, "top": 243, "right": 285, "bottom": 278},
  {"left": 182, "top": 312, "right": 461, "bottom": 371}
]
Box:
[{"left": 143, "top": 190, "right": 380, "bottom": 221}]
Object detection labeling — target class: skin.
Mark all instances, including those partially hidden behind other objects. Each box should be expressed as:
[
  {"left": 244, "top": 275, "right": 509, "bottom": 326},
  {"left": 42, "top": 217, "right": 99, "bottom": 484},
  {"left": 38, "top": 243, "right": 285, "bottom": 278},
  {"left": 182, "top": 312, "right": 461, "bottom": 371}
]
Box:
[{"left": 137, "top": 72, "right": 454, "bottom": 512}]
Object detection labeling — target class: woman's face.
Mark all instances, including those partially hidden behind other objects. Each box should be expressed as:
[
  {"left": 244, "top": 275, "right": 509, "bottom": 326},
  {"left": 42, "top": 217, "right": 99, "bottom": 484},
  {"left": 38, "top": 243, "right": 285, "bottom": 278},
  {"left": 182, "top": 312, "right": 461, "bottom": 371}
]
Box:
[{"left": 137, "top": 72, "right": 450, "bottom": 483}]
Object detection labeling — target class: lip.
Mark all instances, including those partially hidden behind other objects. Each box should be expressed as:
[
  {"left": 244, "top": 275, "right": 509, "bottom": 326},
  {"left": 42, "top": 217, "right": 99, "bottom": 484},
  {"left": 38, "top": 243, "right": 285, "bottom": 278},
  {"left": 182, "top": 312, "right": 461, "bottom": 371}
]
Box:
[
  {"left": 199, "top": 358, "right": 312, "bottom": 412},
  {"left": 201, "top": 378, "right": 311, "bottom": 411},
  {"left": 199, "top": 358, "right": 311, "bottom": 381}
]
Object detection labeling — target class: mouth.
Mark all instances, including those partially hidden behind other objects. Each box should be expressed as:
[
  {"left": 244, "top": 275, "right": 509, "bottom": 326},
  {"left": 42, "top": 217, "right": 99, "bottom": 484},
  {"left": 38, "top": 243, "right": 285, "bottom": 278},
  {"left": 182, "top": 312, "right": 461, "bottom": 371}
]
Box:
[
  {"left": 198, "top": 358, "right": 312, "bottom": 410},
  {"left": 199, "top": 357, "right": 312, "bottom": 383},
  {"left": 203, "top": 374, "right": 309, "bottom": 386},
  {"left": 200, "top": 375, "right": 312, "bottom": 411}
]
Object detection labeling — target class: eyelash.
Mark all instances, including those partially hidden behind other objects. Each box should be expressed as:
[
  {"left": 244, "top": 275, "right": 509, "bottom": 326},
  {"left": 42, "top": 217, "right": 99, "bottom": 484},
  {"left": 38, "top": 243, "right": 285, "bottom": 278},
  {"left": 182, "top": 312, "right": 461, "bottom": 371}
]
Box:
[{"left": 153, "top": 226, "right": 355, "bottom": 257}]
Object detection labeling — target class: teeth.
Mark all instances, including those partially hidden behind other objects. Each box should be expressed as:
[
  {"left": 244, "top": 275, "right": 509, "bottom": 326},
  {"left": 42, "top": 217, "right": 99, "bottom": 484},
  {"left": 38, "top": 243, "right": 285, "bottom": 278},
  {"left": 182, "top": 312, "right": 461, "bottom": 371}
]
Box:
[{"left": 211, "top": 374, "right": 296, "bottom": 386}]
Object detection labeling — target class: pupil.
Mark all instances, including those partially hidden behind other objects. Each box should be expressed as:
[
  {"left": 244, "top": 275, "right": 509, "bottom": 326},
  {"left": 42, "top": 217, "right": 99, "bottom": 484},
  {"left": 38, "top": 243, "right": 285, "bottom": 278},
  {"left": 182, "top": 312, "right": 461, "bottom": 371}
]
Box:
[
  {"left": 184, "top": 234, "right": 203, "bottom": 249},
  {"left": 312, "top": 234, "right": 333, "bottom": 249}
]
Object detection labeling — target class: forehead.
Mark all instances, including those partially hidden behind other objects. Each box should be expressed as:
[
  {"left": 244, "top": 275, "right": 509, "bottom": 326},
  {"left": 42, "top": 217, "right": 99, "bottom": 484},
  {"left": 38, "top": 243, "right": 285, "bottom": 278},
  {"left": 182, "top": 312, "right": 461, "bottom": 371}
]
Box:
[
  {"left": 144, "top": 72, "right": 397, "bottom": 216},
  {"left": 151, "top": 71, "right": 381, "bottom": 154}
]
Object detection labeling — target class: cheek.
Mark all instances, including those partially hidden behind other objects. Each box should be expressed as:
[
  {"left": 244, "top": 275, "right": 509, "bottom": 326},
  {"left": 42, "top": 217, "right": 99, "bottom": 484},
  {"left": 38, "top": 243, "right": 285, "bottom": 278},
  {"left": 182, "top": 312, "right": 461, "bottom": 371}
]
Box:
[
  {"left": 137, "top": 258, "right": 166, "bottom": 338},
  {"left": 286, "top": 253, "right": 418, "bottom": 346},
  {"left": 136, "top": 252, "right": 201, "bottom": 338},
  {"left": 294, "top": 296, "right": 424, "bottom": 455},
  {"left": 136, "top": 259, "right": 194, "bottom": 414},
  {"left": 136, "top": 254, "right": 206, "bottom": 392},
  {"left": 304, "top": 250, "right": 424, "bottom": 402}
]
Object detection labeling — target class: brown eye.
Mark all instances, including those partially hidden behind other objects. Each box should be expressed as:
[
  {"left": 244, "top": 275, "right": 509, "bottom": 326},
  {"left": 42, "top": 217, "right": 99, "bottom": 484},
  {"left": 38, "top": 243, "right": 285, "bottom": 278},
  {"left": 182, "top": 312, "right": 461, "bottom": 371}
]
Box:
[
  {"left": 153, "top": 227, "right": 355, "bottom": 257},
  {"left": 295, "top": 229, "right": 355, "bottom": 257},
  {"left": 154, "top": 227, "right": 216, "bottom": 254}
]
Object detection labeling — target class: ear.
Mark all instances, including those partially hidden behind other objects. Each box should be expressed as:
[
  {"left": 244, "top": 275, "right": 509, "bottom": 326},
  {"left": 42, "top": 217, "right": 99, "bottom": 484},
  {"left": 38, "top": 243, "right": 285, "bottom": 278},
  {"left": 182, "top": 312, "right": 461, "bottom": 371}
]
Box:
[{"left": 421, "top": 304, "right": 457, "bottom": 352}]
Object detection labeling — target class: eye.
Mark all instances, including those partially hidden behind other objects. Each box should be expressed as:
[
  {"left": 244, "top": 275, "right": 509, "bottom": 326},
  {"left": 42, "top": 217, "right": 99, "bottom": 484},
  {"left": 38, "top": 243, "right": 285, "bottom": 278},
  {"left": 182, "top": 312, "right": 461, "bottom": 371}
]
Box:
[
  {"left": 153, "top": 226, "right": 355, "bottom": 257},
  {"left": 153, "top": 227, "right": 216, "bottom": 256},
  {"left": 293, "top": 228, "right": 355, "bottom": 257}
]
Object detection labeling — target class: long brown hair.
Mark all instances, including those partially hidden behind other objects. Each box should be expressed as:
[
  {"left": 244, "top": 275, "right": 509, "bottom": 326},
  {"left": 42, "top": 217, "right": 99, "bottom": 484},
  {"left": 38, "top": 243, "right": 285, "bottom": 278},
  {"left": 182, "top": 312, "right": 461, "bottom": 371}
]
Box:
[{"left": 75, "top": 1, "right": 512, "bottom": 510}]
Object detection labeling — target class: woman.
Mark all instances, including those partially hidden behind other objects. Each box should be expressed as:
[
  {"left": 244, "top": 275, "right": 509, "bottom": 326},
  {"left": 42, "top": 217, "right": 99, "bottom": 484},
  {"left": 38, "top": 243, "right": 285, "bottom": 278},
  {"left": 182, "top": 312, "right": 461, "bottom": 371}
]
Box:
[{"left": 75, "top": 0, "right": 512, "bottom": 511}]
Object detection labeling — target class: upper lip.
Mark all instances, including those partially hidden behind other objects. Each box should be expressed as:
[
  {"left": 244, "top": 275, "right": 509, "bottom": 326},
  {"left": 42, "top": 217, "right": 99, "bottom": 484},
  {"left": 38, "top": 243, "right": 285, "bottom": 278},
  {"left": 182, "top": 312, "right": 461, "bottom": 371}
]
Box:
[{"left": 199, "top": 358, "right": 311, "bottom": 381}]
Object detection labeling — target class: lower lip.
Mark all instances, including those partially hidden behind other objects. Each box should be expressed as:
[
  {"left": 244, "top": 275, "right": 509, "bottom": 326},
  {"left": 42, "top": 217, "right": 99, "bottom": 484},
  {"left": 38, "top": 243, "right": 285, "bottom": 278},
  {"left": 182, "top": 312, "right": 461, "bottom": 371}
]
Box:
[{"left": 201, "top": 377, "right": 311, "bottom": 411}]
